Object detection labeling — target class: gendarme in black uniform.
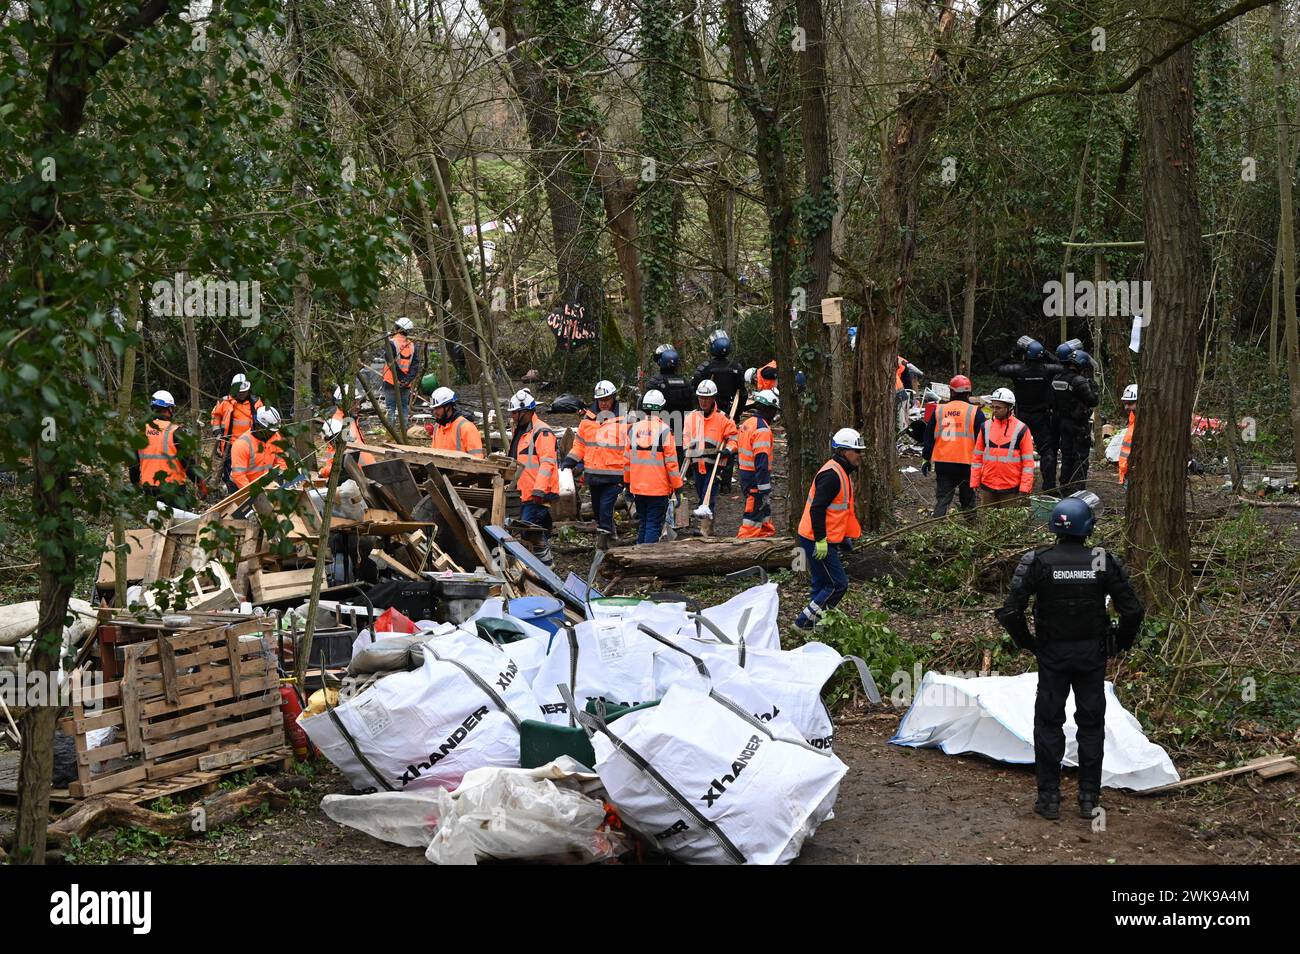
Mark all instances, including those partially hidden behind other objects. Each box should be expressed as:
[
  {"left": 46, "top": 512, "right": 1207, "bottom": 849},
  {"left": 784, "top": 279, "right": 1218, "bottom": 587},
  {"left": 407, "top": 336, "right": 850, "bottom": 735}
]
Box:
[
  {"left": 995, "top": 495, "right": 1145, "bottom": 820},
  {"left": 997, "top": 340, "right": 1062, "bottom": 493},
  {"left": 1050, "top": 351, "right": 1099, "bottom": 495},
  {"left": 691, "top": 332, "right": 746, "bottom": 493}
]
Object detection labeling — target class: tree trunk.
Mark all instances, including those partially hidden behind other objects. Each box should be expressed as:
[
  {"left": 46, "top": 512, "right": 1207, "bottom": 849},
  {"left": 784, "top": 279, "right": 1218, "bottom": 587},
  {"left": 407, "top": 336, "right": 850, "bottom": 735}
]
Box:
[
  {"left": 581, "top": 132, "right": 646, "bottom": 349},
  {"left": 961, "top": 234, "right": 977, "bottom": 373},
  {"left": 1125, "top": 0, "right": 1205, "bottom": 604},
  {"left": 600, "top": 536, "right": 796, "bottom": 577},
  {"left": 113, "top": 292, "right": 141, "bottom": 608},
  {"left": 1274, "top": 1, "right": 1300, "bottom": 476}
]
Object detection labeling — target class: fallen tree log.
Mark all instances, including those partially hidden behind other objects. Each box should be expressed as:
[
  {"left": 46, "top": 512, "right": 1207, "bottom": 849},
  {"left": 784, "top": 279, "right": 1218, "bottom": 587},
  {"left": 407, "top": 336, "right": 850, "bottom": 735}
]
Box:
[
  {"left": 40, "top": 776, "right": 307, "bottom": 848},
  {"left": 599, "top": 536, "right": 797, "bottom": 577}
]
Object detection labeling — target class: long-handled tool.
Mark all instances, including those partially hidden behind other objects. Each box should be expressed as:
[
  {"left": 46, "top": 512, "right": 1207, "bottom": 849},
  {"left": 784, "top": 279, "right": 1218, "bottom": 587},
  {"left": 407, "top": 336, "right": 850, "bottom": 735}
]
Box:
[{"left": 693, "top": 391, "right": 741, "bottom": 536}]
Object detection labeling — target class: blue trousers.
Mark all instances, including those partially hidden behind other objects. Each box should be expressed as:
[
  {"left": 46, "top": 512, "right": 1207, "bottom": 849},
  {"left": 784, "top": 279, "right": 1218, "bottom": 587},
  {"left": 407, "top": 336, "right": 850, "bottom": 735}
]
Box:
[
  {"left": 383, "top": 383, "right": 410, "bottom": 422},
  {"left": 588, "top": 480, "right": 621, "bottom": 534},
  {"left": 634, "top": 495, "right": 669, "bottom": 544},
  {"left": 520, "top": 500, "right": 553, "bottom": 532},
  {"left": 796, "top": 535, "right": 849, "bottom": 625}
]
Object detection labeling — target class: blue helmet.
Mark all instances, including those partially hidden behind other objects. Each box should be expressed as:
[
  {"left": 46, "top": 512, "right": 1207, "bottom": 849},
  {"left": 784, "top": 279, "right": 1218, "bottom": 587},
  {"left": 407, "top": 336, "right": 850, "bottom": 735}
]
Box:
[
  {"left": 1055, "top": 342, "right": 1074, "bottom": 362},
  {"left": 1069, "top": 349, "right": 1092, "bottom": 369},
  {"left": 795, "top": 370, "right": 807, "bottom": 391},
  {"left": 1026, "top": 340, "right": 1046, "bottom": 360},
  {"left": 656, "top": 347, "right": 680, "bottom": 372},
  {"left": 1049, "top": 497, "right": 1095, "bottom": 537},
  {"left": 708, "top": 329, "right": 731, "bottom": 358}
]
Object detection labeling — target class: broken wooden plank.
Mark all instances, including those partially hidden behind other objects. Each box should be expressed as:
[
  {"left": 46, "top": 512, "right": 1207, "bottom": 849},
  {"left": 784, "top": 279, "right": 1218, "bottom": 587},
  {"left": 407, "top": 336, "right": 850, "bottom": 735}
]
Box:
[
  {"left": 373, "top": 550, "right": 421, "bottom": 580},
  {"left": 1138, "top": 755, "right": 1298, "bottom": 795},
  {"left": 443, "top": 475, "right": 496, "bottom": 571},
  {"left": 155, "top": 633, "right": 179, "bottom": 705},
  {"left": 361, "top": 459, "right": 423, "bottom": 518}
]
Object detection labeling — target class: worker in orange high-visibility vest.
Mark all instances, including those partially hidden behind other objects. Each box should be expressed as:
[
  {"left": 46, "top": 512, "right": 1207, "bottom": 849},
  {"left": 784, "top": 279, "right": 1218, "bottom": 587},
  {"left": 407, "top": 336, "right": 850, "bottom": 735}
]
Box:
[
  {"left": 326, "top": 383, "right": 374, "bottom": 473},
  {"left": 922, "top": 375, "right": 985, "bottom": 519},
  {"left": 794, "top": 428, "right": 865, "bottom": 631},
  {"left": 509, "top": 389, "right": 559, "bottom": 565},
  {"left": 211, "top": 373, "right": 264, "bottom": 492},
  {"left": 381, "top": 316, "right": 421, "bottom": 425},
  {"left": 561, "top": 379, "right": 625, "bottom": 541},
  {"left": 757, "top": 359, "right": 778, "bottom": 392},
  {"left": 133, "top": 390, "right": 204, "bottom": 503},
  {"left": 736, "top": 389, "right": 780, "bottom": 538},
  {"left": 623, "top": 389, "right": 683, "bottom": 544},
  {"left": 971, "top": 387, "right": 1036, "bottom": 507},
  {"left": 428, "top": 387, "right": 484, "bottom": 457},
  {"left": 682, "top": 379, "right": 738, "bottom": 513},
  {"left": 229, "top": 406, "right": 288, "bottom": 490},
  {"left": 1117, "top": 384, "right": 1137, "bottom": 486}
]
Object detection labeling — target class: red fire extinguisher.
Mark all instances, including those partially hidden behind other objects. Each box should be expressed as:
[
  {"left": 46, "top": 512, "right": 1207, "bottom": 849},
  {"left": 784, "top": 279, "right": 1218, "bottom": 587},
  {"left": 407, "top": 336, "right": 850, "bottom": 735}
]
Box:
[{"left": 279, "top": 684, "right": 312, "bottom": 761}]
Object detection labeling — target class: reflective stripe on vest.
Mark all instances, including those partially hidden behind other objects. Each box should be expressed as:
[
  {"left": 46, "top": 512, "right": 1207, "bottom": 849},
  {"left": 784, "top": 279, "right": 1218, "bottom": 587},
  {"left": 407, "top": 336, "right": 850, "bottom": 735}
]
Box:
[
  {"left": 797, "top": 458, "right": 861, "bottom": 543},
  {"left": 139, "top": 421, "right": 185, "bottom": 485},
  {"left": 737, "top": 418, "right": 772, "bottom": 471}
]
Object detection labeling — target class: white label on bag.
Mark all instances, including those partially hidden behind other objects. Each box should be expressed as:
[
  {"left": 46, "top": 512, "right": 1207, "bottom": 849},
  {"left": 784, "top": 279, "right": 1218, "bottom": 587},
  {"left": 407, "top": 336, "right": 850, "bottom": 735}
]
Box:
[
  {"left": 354, "top": 696, "right": 393, "bottom": 738},
  {"left": 596, "top": 624, "right": 627, "bottom": 662}
]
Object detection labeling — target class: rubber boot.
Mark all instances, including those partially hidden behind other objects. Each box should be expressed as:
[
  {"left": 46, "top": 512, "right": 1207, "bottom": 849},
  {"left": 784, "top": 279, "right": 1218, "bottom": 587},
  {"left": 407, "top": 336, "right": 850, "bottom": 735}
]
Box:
[
  {"left": 538, "top": 537, "right": 554, "bottom": 566},
  {"left": 1078, "top": 793, "right": 1101, "bottom": 820},
  {"left": 1034, "top": 791, "right": 1061, "bottom": 820}
]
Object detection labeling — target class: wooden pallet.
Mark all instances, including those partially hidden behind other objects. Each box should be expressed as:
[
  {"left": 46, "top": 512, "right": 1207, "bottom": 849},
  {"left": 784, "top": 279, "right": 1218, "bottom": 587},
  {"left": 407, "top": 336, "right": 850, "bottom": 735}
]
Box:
[
  {"left": 57, "top": 618, "right": 286, "bottom": 798},
  {"left": 0, "top": 748, "right": 292, "bottom": 808}
]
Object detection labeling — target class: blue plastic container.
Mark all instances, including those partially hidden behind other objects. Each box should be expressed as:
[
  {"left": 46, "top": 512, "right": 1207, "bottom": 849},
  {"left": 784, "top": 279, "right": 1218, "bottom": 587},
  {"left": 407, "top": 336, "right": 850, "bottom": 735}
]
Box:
[{"left": 504, "top": 596, "right": 565, "bottom": 637}]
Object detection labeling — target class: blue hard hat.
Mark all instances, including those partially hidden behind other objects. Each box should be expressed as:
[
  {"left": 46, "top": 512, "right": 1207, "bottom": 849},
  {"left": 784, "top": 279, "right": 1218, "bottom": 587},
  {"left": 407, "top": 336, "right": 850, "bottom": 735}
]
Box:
[
  {"left": 1055, "top": 343, "right": 1074, "bottom": 362},
  {"left": 709, "top": 334, "right": 731, "bottom": 358},
  {"left": 795, "top": 370, "right": 807, "bottom": 390},
  {"left": 657, "top": 347, "right": 680, "bottom": 371},
  {"left": 1026, "top": 341, "right": 1046, "bottom": 360},
  {"left": 1049, "top": 497, "right": 1095, "bottom": 537}
]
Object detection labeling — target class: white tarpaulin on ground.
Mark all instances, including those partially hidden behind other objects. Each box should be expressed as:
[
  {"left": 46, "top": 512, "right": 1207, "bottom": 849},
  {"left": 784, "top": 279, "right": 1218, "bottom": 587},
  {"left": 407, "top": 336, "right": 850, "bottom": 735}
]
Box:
[{"left": 890, "top": 671, "right": 1179, "bottom": 791}]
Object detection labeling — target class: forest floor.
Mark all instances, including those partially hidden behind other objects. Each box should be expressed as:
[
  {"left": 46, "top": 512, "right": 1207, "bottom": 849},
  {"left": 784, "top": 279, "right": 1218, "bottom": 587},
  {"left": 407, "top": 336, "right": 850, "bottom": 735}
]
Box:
[{"left": 1, "top": 416, "right": 1296, "bottom": 865}]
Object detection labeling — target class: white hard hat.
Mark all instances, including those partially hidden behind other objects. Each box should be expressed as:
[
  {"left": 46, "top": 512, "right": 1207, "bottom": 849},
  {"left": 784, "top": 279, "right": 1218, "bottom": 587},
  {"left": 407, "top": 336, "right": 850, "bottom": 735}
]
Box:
[
  {"left": 593, "top": 380, "right": 617, "bottom": 399},
  {"left": 150, "top": 389, "right": 176, "bottom": 408},
  {"left": 744, "top": 368, "right": 757, "bottom": 387},
  {"left": 990, "top": 387, "right": 1016, "bottom": 405},
  {"left": 231, "top": 373, "right": 251, "bottom": 393},
  {"left": 642, "top": 389, "right": 666, "bottom": 411},
  {"left": 696, "top": 379, "right": 718, "bottom": 397},
  {"left": 1122, "top": 384, "right": 1138, "bottom": 402},
  {"left": 255, "top": 406, "right": 282, "bottom": 430},
  {"left": 430, "top": 386, "right": 457, "bottom": 409},
  {"left": 508, "top": 389, "right": 536, "bottom": 412},
  {"left": 394, "top": 316, "right": 414, "bottom": 332},
  {"left": 333, "top": 383, "right": 356, "bottom": 404},
  {"left": 752, "top": 389, "right": 779, "bottom": 409},
  {"left": 831, "top": 427, "right": 865, "bottom": 451},
  {"left": 321, "top": 417, "right": 344, "bottom": 439}
]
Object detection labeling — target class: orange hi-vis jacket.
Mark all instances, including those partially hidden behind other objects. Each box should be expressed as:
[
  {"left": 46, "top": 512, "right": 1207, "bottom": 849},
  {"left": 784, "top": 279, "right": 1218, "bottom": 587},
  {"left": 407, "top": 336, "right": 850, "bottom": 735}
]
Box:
[
  {"left": 931, "top": 400, "right": 978, "bottom": 465},
  {"left": 737, "top": 416, "right": 774, "bottom": 486},
  {"left": 971, "top": 415, "right": 1036, "bottom": 492},
  {"left": 624, "top": 415, "right": 683, "bottom": 497},
  {"left": 758, "top": 359, "right": 778, "bottom": 388},
  {"left": 515, "top": 415, "right": 559, "bottom": 501},
  {"left": 798, "top": 458, "right": 862, "bottom": 544},
  {"left": 895, "top": 357, "right": 908, "bottom": 391},
  {"left": 230, "top": 432, "right": 286, "bottom": 489},
  {"left": 431, "top": 415, "right": 484, "bottom": 457},
  {"left": 570, "top": 409, "right": 627, "bottom": 479},
  {"left": 139, "top": 418, "right": 187, "bottom": 486},
  {"left": 382, "top": 334, "right": 415, "bottom": 385},
  {"left": 1118, "top": 411, "right": 1135, "bottom": 484},
  {"left": 321, "top": 411, "right": 375, "bottom": 478},
  {"left": 211, "top": 395, "right": 263, "bottom": 454},
  {"left": 683, "top": 407, "right": 739, "bottom": 475}
]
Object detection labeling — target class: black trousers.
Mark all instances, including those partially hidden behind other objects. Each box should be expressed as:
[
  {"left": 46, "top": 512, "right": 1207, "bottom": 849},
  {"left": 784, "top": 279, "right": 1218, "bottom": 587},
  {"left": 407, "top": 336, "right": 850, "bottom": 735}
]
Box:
[
  {"left": 1034, "top": 639, "right": 1107, "bottom": 798},
  {"left": 1020, "top": 409, "right": 1053, "bottom": 494},
  {"left": 934, "top": 467, "right": 975, "bottom": 517},
  {"left": 1056, "top": 420, "right": 1091, "bottom": 494}
]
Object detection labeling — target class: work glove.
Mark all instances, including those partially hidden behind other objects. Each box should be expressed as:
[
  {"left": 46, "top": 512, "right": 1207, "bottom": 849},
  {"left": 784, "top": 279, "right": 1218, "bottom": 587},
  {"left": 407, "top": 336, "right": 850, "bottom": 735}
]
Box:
[
  {"left": 814, "top": 538, "right": 829, "bottom": 561},
  {"left": 921, "top": 460, "right": 931, "bottom": 477}
]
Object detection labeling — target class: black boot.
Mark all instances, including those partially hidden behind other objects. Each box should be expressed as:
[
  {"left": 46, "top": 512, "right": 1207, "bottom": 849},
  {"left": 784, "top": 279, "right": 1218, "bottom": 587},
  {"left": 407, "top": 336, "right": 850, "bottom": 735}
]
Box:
[
  {"left": 1034, "top": 791, "right": 1061, "bottom": 820},
  {"left": 1078, "top": 793, "right": 1100, "bottom": 819}
]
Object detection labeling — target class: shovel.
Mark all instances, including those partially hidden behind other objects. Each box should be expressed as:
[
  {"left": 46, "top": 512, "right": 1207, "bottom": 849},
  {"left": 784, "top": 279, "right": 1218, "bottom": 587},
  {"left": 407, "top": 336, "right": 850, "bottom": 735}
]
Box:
[{"left": 693, "top": 391, "right": 741, "bottom": 536}]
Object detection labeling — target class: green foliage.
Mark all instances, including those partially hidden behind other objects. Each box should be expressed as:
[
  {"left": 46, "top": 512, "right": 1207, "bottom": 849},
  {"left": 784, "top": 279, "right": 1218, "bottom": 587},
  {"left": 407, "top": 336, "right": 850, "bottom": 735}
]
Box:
[{"left": 808, "top": 608, "right": 930, "bottom": 707}]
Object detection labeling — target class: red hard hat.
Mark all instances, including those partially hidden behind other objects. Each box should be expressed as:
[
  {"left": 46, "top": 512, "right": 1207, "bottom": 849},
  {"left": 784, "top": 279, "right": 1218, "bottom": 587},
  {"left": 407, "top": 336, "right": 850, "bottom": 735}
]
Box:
[{"left": 949, "top": 375, "right": 972, "bottom": 392}]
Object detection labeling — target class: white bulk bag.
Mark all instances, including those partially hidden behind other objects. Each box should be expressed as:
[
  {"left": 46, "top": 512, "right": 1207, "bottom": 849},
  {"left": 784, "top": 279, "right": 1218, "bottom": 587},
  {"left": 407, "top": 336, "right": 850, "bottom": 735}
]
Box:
[
  {"left": 653, "top": 640, "right": 880, "bottom": 750},
  {"left": 586, "top": 683, "right": 847, "bottom": 864},
  {"left": 467, "top": 598, "right": 557, "bottom": 687},
  {"left": 530, "top": 618, "right": 670, "bottom": 725},
  {"left": 300, "top": 634, "right": 543, "bottom": 793},
  {"left": 682, "top": 581, "right": 782, "bottom": 650}
]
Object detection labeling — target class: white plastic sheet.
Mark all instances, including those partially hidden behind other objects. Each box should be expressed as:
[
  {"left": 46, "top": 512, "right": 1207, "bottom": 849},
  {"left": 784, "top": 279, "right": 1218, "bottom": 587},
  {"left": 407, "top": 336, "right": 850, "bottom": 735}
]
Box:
[{"left": 890, "top": 671, "right": 1179, "bottom": 791}]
